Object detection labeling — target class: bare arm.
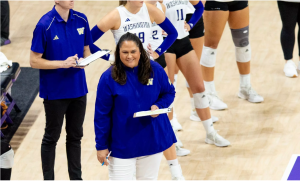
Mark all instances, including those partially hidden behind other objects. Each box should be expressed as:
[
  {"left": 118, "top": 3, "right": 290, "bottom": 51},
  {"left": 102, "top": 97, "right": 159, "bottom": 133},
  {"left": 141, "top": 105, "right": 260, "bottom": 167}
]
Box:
[
  {"left": 96, "top": 9, "right": 121, "bottom": 32},
  {"left": 146, "top": 3, "right": 166, "bottom": 24},
  {"left": 189, "top": 0, "right": 200, "bottom": 6},
  {"left": 30, "top": 51, "right": 77, "bottom": 69},
  {"left": 160, "top": 2, "right": 166, "bottom": 14}
]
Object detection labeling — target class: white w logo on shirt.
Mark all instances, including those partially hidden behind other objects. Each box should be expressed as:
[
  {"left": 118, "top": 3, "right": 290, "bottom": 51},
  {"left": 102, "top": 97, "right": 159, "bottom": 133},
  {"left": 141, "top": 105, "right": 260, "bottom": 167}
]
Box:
[{"left": 77, "top": 27, "right": 85, "bottom": 35}]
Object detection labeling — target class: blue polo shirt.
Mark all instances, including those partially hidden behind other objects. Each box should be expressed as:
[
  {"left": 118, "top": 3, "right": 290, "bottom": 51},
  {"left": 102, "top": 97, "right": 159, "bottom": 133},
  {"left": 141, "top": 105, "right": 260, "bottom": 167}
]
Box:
[
  {"left": 31, "top": 6, "right": 92, "bottom": 100},
  {"left": 94, "top": 61, "right": 176, "bottom": 159}
]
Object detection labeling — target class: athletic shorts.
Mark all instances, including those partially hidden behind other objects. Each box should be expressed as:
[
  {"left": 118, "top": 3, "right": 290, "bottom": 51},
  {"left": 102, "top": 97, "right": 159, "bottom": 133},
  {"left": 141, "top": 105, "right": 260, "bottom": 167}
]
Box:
[
  {"left": 165, "top": 36, "right": 194, "bottom": 59},
  {"left": 154, "top": 53, "right": 167, "bottom": 68},
  {"left": 205, "top": 1, "right": 248, "bottom": 12},
  {"left": 185, "top": 15, "right": 204, "bottom": 39}
]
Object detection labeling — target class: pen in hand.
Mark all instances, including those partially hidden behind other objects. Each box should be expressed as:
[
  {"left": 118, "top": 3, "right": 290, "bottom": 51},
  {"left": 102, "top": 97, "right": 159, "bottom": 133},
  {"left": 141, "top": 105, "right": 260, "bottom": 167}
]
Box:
[
  {"left": 102, "top": 151, "right": 112, "bottom": 166},
  {"left": 74, "top": 54, "right": 78, "bottom": 65}
]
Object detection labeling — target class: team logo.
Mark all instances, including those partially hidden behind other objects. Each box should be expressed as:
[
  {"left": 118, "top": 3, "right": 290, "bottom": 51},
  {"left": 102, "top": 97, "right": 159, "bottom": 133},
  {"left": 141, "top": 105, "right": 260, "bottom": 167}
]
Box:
[
  {"left": 125, "top": 18, "right": 130, "bottom": 22},
  {"left": 77, "top": 27, "right": 85, "bottom": 35},
  {"left": 53, "top": 35, "right": 59, "bottom": 40},
  {"left": 147, "top": 78, "right": 153, "bottom": 86}
]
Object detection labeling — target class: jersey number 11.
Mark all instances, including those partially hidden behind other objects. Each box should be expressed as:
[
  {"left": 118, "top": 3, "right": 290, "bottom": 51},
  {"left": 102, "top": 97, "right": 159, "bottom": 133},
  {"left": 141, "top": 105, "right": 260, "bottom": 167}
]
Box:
[{"left": 177, "top": 9, "right": 184, "bottom": 21}]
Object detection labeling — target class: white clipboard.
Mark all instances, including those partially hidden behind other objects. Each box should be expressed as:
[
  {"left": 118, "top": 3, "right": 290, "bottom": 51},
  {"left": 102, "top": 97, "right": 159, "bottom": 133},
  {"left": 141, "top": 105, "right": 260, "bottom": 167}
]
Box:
[
  {"left": 76, "top": 50, "right": 111, "bottom": 67},
  {"left": 133, "top": 108, "right": 172, "bottom": 118}
]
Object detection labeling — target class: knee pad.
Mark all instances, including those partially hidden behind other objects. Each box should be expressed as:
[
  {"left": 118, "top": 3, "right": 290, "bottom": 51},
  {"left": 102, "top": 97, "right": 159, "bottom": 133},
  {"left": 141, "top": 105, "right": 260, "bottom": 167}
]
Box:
[
  {"left": 231, "top": 26, "right": 251, "bottom": 63},
  {"left": 235, "top": 44, "right": 251, "bottom": 63},
  {"left": 193, "top": 92, "right": 209, "bottom": 109},
  {"left": 231, "top": 26, "right": 249, "bottom": 47},
  {"left": 200, "top": 46, "right": 217, "bottom": 68}
]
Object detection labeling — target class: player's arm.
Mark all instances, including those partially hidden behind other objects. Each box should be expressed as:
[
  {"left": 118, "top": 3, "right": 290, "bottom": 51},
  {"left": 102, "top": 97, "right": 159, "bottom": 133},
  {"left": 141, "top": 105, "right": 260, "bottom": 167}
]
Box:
[
  {"left": 91, "top": 9, "right": 121, "bottom": 43},
  {"left": 146, "top": 3, "right": 178, "bottom": 56},
  {"left": 160, "top": 2, "right": 166, "bottom": 14},
  {"left": 187, "top": 0, "right": 204, "bottom": 29}
]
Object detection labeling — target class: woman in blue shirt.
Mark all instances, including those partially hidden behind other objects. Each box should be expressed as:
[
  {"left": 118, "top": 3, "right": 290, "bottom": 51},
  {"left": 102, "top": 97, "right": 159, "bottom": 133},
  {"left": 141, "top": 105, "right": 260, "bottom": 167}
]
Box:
[{"left": 94, "top": 32, "right": 176, "bottom": 180}]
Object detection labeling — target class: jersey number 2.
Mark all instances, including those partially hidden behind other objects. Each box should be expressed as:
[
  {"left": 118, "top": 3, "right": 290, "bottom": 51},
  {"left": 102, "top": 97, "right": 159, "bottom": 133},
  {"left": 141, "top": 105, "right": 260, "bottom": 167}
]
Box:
[
  {"left": 152, "top": 30, "right": 158, "bottom": 40},
  {"left": 177, "top": 9, "right": 184, "bottom": 21}
]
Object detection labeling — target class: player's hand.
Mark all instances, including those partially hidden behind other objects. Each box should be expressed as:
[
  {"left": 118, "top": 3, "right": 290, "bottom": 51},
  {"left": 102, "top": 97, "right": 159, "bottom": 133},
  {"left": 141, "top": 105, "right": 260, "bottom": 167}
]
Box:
[
  {"left": 162, "top": 30, "right": 168, "bottom": 36},
  {"left": 61, "top": 54, "right": 77, "bottom": 68},
  {"left": 147, "top": 44, "right": 159, "bottom": 60},
  {"left": 184, "top": 21, "right": 191, "bottom": 32},
  {"left": 97, "top": 149, "right": 110, "bottom": 166},
  {"left": 151, "top": 105, "right": 159, "bottom": 118}
]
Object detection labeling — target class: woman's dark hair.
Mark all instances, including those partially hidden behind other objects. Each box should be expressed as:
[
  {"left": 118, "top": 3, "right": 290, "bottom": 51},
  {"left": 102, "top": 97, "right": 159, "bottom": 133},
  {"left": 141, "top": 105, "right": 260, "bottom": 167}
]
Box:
[
  {"left": 119, "top": 0, "right": 127, "bottom": 6},
  {"left": 112, "top": 32, "right": 152, "bottom": 85}
]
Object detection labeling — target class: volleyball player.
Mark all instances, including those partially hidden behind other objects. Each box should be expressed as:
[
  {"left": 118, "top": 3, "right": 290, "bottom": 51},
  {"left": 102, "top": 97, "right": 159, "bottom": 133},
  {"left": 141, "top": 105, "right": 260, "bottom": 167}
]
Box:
[
  {"left": 201, "top": 0, "right": 263, "bottom": 110},
  {"left": 89, "top": 1, "right": 177, "bottom": 62},
  {"left": 181, "top": 2, "right": 219, "bottom": 123},
  {"left": 163, "top": 0, "right": 230, "bottom": 147}
]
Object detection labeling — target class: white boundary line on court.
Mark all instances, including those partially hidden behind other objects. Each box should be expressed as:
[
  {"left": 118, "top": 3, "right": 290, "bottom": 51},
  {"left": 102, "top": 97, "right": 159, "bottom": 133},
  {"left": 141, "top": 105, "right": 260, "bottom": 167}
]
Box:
[{"left": 282, "top": 154, "right": 300, "bottom": 181}]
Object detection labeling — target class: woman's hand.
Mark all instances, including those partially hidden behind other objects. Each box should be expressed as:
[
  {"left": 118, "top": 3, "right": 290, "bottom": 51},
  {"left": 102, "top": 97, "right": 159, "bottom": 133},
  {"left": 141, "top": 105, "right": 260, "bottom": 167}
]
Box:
[
  {"left": 162, "top": 30, "right": 168, "bottom": 36},
  {"left": 151, "top": 105, "right": 159, "bottom": 118},
  {"left": 184, "top": 21, "right": 191, "bottom": 32},
  {"left": 97, "top": 149, "right": 110, "bottom": 166},
  {"left": 147, "top": 44, "right": 159, "bottom": 60},
  {"left": 74, "top": 57, "right": 87, "bottom": 69}
]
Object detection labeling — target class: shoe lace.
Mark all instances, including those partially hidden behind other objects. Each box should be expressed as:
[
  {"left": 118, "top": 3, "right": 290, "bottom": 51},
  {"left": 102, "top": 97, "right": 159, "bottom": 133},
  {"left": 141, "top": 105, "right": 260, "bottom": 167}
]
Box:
[
  {"left": 208, "top": 92, "right": 222, "bottom": 101},
  {"left": 248, "top": 87, "right": 258, "bottom": 96},
  {"left": 210, "top": 130, "right": 219, "bottom": 142}
]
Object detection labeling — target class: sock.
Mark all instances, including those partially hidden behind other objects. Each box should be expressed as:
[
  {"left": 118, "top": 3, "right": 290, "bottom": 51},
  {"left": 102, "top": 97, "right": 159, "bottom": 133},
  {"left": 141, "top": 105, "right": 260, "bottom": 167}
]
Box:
[
  {"left": 190, "top": 98, "right": 195, "bottom": 112},
  {"left": 240, "top": 74, "right": 251, "bottom": 88},
  {"left": 167, "top": 159, "right": 179, "bottom": 166},
  {"left": 202, "top": 118, "right": 215, "bottom": 134},
  {"left": 173, "top": 74, "right": 178, "bottom": 88},
  {"left": 204, "top": 81, "right": 216, "bottom": 93}
]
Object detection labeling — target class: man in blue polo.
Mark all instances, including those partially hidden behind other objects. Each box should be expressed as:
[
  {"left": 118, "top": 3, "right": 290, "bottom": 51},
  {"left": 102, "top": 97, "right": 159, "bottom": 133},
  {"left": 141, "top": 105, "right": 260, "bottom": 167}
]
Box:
[{"left": 30, "top": 1, "right": 92, "bottom": 180}]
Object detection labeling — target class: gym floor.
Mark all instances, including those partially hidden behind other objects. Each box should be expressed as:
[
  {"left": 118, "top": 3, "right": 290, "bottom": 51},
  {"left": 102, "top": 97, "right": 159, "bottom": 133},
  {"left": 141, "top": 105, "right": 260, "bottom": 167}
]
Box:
[{"left": 1, "top": 1, "right": 300, "bottom": 179}]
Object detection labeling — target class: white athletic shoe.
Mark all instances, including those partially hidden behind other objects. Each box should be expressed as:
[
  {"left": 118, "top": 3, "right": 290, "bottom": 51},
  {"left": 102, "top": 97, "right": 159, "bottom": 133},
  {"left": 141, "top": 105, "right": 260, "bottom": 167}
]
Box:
[
  {"left": 189, "top": 110, "right": 219, "bottom": 123},
  {"left": 205, "top": 130, "right": 230, "bottom": 147},
  {"left": 175, "top": 145, "right": 190, "bottom": 156},
  {"left": 284, "top": 60, "right": 298, "bottom": 78},
  {"left": 170, "top": 165, "right": 185, "bottom": 180},
  {"left": 207, "top": 92, "right": 228, "bottom": 110},
  {"left": 171, "top": 117, "right": 183, "bottom": 132},
  {"left": 238, "top": 87, "right": 264, "bottom": 103}
]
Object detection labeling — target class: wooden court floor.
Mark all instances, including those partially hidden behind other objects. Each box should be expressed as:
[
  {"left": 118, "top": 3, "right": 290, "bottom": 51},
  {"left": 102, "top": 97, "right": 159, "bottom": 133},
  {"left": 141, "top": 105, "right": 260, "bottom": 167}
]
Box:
[{"left": 1, "top": 1, "right": 300, "bottom": 180}]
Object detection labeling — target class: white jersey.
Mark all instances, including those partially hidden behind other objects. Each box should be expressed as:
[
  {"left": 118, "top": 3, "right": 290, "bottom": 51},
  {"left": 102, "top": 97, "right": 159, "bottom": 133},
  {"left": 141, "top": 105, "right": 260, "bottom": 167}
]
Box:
[
  {"left": 186, "top": 2, "right": 195, "bottom": 14},
  {"left": 163, "top": 0, "right": 189, "bottom": 39},
  {"left": 149, "top": 2, "right": 164, "bottom": 51},
  {"left": 111, "top": 3, "right": 152, "bottom": 50}
]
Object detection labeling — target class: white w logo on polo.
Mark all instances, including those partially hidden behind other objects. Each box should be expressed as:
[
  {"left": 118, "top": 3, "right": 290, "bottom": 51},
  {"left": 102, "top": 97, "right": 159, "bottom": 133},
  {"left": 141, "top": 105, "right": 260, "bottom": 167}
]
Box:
[
  {"left": 147, "top": 78, "right": 153, "bottom": 86},
  {"left": 77, "top": 27, "right": 85, "bottom": 35}
]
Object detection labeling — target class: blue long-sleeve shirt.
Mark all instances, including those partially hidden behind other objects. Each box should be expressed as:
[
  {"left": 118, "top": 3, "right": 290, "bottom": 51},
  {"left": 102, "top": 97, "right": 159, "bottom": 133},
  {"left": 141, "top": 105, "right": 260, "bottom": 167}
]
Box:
[{"left": 94, "top": 61, "right": 176, "bottom": 159}]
